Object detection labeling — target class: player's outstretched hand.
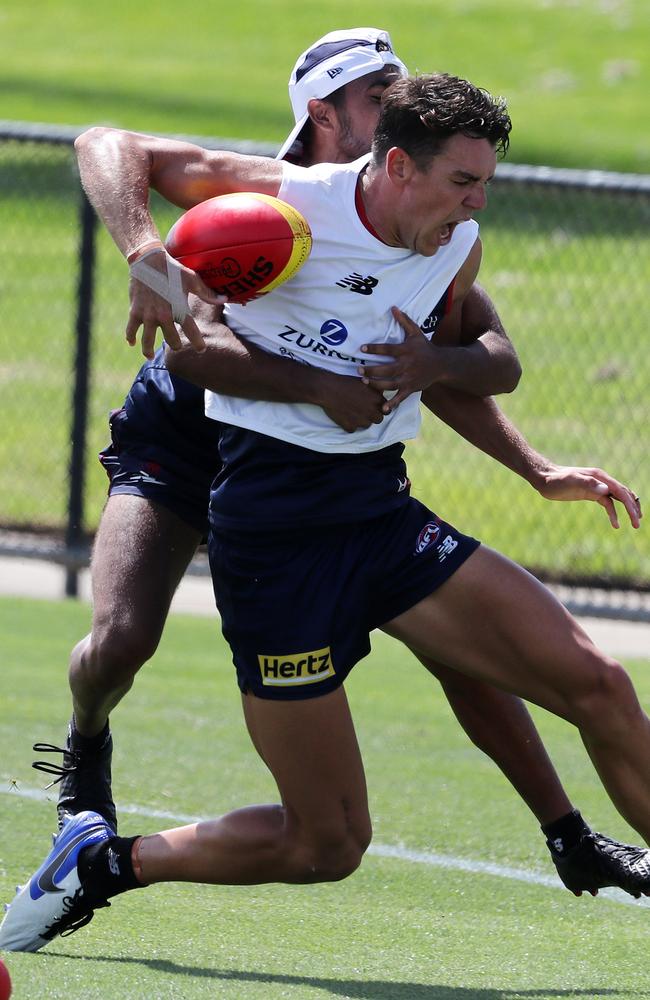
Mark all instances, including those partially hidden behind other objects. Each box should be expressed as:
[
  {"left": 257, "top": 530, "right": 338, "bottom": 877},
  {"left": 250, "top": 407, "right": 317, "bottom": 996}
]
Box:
[
  {"left": 319, "top": 371, "right": 386, "bottom": 433},
  {"left": 358, "top": 307, "right": 442, "bottom": 412},
  {"left": 535, "top": 464, "right": 642, "bottom": 529},
  {"left": 127, "top": 246, "right": 226, "bottom": 359}
]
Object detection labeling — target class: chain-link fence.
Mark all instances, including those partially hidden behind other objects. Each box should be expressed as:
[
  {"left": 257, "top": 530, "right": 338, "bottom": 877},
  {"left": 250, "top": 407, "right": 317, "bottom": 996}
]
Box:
[{"left": 1, "top": 123, "right": 649, "bottom": 613}]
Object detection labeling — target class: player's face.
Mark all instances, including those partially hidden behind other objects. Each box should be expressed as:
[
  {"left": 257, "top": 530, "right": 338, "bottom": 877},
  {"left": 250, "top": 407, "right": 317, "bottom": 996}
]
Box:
[
  {"left": 334, "top": 66, "right": 403, "bottom": 161},
  {"left": 397, "top": 134, "right": 497, "bottom": 255}
]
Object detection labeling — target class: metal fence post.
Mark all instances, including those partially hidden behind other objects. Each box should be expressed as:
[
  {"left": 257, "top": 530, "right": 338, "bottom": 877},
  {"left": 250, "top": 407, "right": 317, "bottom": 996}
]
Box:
[{"left": 65, "top": 189, "right": 97, "bottom": 597}]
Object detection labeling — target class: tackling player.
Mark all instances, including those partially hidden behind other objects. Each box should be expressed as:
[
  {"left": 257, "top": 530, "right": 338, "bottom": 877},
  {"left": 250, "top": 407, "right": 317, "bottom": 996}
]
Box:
[
  {"left": 4, "top": 71, "right": 649, "bottom": 952},
  {"left": 24, "top": 26, "right": 648, "bottom": 930}
]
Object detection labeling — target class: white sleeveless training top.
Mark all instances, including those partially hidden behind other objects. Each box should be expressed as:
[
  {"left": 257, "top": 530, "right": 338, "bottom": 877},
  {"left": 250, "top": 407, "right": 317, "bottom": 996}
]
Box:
[{"left": 205, "top": 155, "right": 478, "bottom": 454}]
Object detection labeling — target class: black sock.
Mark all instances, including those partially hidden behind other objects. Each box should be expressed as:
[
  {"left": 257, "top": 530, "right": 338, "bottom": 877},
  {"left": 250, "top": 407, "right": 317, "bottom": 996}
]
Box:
[
  {"left": 542, "top": 809, "right": 589, "bottom": 856},
  {"left": 69, "top": 717, "right": 110, "bottom": 754},
  {"left": 79, "top": 835, "right": 143, "bottom": 899}
]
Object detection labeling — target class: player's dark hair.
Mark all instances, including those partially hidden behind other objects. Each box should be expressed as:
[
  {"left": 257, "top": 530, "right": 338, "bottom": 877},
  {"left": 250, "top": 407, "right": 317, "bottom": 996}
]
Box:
[{"left": 372, "top": 73, "right": 511, "bottom": 169}]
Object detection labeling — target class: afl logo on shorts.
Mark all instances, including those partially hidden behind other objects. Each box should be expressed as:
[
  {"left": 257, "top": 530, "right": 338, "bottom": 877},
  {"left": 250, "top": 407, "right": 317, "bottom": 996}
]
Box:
[
  {"left": 415, "top": 521, "right": 441, "bottom": 555},
  {"left": 320, "top": 318, "right": 348, "bottom": 346}
]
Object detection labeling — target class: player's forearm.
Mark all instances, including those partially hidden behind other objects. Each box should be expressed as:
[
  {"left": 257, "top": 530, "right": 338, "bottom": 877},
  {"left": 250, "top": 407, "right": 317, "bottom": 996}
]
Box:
[
  {"left": 437, "top": 282, "right": 521, "bottom": 396},
  {"left": 75, "top": 128, "right": 163, "bottom": 259},
  {"left": 430, "top": 334, "right": 521, "bottom": 396},
  {"left": 165, "top": 317, "right": 329, "bottom": 406},
  {"left": 422, "top": 385, "right": 552, "bottom": 486},
  {"left": 75, "top": 128, "right": 282, "bottom": 260}
]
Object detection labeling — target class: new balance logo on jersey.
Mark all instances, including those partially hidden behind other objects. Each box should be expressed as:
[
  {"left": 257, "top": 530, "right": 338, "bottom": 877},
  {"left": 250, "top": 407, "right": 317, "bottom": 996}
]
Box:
[
  {"left": 336, "top": 273, "right": 379, "bottom": 295},
  {"left": 258, "top": 647, "right": 334, "bottom": 686}
]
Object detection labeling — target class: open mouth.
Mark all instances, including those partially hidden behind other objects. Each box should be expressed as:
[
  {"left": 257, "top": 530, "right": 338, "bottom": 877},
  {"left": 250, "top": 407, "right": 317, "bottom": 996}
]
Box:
[{"left": 439, "top": 222, "right": 456, "bottom": 245}]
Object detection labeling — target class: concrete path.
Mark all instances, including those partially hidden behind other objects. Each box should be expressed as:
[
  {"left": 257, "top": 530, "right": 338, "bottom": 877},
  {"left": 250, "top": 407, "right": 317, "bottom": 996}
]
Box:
[{"left": 0, "top": 555, "right": 648, "bottom": 659}]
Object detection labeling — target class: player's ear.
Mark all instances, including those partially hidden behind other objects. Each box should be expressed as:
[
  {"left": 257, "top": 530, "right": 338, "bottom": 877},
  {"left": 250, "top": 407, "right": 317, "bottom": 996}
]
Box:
[
  {"left": 385, "top": 147, "right": 415, "bottom": 187},
  {"left": 307, "top": 98, "right": 337, "bottom": 135}
]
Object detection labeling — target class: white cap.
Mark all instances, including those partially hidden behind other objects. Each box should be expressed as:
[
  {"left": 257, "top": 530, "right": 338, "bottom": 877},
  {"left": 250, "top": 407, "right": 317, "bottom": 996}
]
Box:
[{"left": 277, "top": 27, "right": 408, "bottom": 161}]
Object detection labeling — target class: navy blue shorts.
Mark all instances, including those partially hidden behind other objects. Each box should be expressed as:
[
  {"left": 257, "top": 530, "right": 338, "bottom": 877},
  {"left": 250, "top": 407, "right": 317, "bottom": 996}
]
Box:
[
  {"left": 99, "top": 349, "right": 223, "bottom": 536},
  {"left": 208, "top": 498, "right": 480, "bottom": 700}
]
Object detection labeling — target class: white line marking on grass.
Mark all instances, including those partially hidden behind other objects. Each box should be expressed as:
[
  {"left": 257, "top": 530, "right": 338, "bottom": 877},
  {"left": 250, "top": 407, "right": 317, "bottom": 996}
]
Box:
[{"left": 3, "top": 783, "right": 649, "bottom": 910}]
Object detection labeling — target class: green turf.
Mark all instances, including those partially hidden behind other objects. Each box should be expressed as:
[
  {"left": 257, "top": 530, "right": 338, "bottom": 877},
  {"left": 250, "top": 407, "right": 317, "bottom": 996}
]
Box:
[
  {"left": 1, "top": 596, "right": 650, "bottom": 998},
  {"left": 2, "top": 0, "right": 650, "bottom": 172}
]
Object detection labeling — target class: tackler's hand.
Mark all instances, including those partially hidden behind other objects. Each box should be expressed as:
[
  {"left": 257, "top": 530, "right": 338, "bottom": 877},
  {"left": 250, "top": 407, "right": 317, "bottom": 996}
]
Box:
[
  {"left": 535, "top": 464, "right": 642, "bottom": 530},
  {"left": 127, "top": 245, "right": 226, "bottom": 359},
  {"left": 317, "top": 371, "right": 386, "bottom": 433},
  {"left": 358, "top": 307, "right": 443, "bottom": 413}
]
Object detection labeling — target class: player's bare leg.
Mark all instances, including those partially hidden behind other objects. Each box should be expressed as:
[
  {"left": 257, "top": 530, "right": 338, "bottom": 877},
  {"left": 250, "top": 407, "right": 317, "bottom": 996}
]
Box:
[
  {"left": 135, "top": 686, "right": 371, "bottom": 884},
  {"left": 32, "top": 493, "right": 201, "bottom": 830},
  {"left": 69, "top": 494, "right": 202, "bottom": 736},
  {"left": 0, "top": 686, "right": 372, "bottom": 951},
  {"left": 418, "top": 655, "right": 573, "bottom": 824},
  {"left": 383, "top": 545, "right": 650, "bottom": 844},
  {"left": 416, "top": 654, "right": 626, "bottom": 895}
]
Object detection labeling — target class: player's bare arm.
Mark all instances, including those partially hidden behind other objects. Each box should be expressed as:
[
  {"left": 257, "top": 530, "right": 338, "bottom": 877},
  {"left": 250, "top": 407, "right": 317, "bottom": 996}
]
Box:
[
  {"left": 359, "top": 240, "right": 521, "bottom": 408},
  {"left": 75, "top": 127, "right": 283, "bottom": 243},
  {"left": 165, "top": 300, "right": 385, "bottom": 433},
  {"left": 423, "top": 385, "right": 642, "bottom": 529},
  {"left": 74, "top": 127, "right": 283, "bottom": 358}
]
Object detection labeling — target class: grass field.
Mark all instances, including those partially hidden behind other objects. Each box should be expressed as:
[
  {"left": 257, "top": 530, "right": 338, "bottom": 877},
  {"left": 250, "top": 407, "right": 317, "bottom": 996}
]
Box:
[
  {"left": 3, "top": 0, "right": 650, "bottom": 173},
  {"left": 1, "top": 596, "right": 650, "bottom": 999}
]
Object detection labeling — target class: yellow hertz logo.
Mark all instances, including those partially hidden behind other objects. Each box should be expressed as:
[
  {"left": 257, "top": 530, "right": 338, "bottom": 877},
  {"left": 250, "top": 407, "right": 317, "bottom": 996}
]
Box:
[{"left": 258, "top": 647, "right": 334, "bottom": 687}]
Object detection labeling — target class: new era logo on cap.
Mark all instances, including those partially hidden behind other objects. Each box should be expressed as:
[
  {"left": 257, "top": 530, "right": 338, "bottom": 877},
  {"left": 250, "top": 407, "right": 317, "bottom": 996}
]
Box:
[
  {"left": 277, "top": 27, "right": 408, "bottom": 161},
  {"left": 293, "top": 33, "right": 394, "bottom": 84}
]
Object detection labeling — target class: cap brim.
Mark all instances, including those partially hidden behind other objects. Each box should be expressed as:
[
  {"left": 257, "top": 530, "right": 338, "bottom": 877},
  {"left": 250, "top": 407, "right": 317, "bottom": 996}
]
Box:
[{"left": 276, "top": 112, "right": 309, "bottom": 161}]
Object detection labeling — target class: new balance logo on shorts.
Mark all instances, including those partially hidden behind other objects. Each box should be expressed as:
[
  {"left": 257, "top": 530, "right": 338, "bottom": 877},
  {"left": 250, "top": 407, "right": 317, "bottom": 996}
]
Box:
[
  {"left": 436, "top": 535, "right": 459, "bottom": 561},
  {"left": 415, "top": 522, "right": 460, "bottom": 562},
  {"left": 258, "top": 647, "right": 334, "bottom": 686}
]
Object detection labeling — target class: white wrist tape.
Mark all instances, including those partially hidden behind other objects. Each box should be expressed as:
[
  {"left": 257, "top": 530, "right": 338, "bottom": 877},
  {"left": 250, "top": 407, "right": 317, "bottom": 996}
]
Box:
[{"left": 129, "top": 249, "right": 189, "bottom": 324}]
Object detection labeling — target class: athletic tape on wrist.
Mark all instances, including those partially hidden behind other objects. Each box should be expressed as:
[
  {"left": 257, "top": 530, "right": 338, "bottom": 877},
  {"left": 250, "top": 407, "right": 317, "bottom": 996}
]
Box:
[{"left": 129, "top": 249, "right": 189, "bottom": 324}]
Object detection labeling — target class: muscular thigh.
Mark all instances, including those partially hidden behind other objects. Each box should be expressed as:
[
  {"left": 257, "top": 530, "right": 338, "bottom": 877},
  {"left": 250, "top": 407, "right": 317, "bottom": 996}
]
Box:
[
  {"left": 91, "top": 494, "right": 202, "bottom": 640},
  {"left": 242, "top": 686, "right": 370, "bottom": 842},
  {"left": 383, "top": 545, "right": 602, "bottom": 719}
]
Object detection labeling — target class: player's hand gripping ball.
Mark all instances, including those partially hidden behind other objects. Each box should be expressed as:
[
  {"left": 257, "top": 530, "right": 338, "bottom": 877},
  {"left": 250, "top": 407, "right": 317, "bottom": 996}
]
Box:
[
  {"left": 0, "top": 958, "right": 11, "bottom": 1000},
  {"left": 166, "top": 193, "right": 312, "bottom": 303}
]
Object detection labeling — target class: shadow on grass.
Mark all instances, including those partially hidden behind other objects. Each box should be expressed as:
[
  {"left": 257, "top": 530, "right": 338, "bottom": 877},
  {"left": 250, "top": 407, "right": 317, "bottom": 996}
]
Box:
[{"left": 45, "top": 954, "right": 650, "bottom": 1000}]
